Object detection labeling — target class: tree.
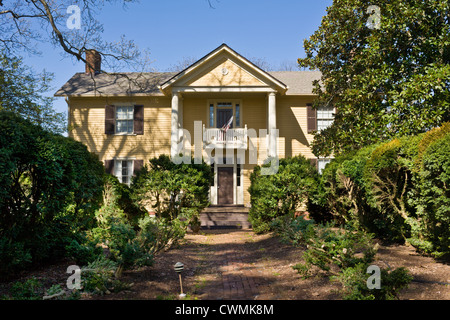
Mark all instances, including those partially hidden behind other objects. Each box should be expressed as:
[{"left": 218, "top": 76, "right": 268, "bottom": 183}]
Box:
[
  {"left": 0, "top": 111, "right": 105, "bottom": 273},
  {"left": 0, "top": 0, "right": 150, "bottom": 73},
  {"left": 167, "top": 56, "right": 198, "bottom": 72},
  {"left": 0, "top": 51, "right": 66, "bottom": 133},
  {"left": 299, "top": 0, "right": 450, "bottom": 156}
]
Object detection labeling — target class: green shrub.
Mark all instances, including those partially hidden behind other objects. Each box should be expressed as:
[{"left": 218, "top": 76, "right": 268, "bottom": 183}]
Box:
[
  {"left": 271, "top": 215, "right": 316, "bottom": 246},
  {"left": 65, "top": 236, "right": 102, "bottom": 266},
  {"left": 415, "top": 122, "right": 450, "bottom": 170},
  {"left": 362, "top": 138, "right": 415, "bottom": 241},
  {"left": 293, "top": 225, "right": 377, "bottom": 278},
  {"left": 132, "top": 155, "right": 212, "bottom": 224},
  {"left": 412, "top": 133, "right": 450, "bottom": 258},
  {"left": 248, "top": 156, "right": 319, "bottom": 233},
  {"left": 0, "top": 238, "right": 32, "bottom": 275},
  {"left": 89, "top": 203, "right": 153, "bottom": 268},
  {"left": 314, "top": 146, "right": 377, "bottom": 226},
  {"left": 336, "top": 263, "right": 413, "bottom": 300},
  {"left": 7, "top": 277, "right": 43, "bottom": 300},
  {"left": 137, "top": 215, "right": 187, "bottom": 255},
  {"left": 80, "top": 256, "right": 126, "bottom": 295},
  {"left": 0, "top": 111, "right": 104, "bottom": 275}
]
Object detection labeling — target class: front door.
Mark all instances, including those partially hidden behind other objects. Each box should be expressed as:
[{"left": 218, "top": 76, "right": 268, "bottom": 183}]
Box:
[{"left": 218, "top": 167, "right": 233, "bottom": 205}]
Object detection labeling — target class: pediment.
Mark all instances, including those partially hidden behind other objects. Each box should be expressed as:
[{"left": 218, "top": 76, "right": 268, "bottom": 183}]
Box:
[{"left": 159, "top": 44, "right": 287, "bottom": 95}]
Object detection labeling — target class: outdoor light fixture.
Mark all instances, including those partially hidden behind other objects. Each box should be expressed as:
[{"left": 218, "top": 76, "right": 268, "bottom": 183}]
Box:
[{"left": 174, "top": 262, "right": 186, "bottom": 298}]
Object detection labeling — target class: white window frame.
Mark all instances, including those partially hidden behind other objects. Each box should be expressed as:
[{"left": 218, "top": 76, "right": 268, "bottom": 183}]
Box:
[
  {"left": 317, "top": 106, "right": 335, "bottom": 131},
  {"left": 207, "top": 100, "right": 243, "bottom": 129},
  {"left": 115, "top": 105, "right": 134, "bottom": 135},
  {"left": 114, "top": 158, "right": 134, "bottom": 185}
]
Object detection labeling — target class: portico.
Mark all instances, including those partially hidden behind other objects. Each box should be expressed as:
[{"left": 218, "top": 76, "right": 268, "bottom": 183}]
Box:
[{"left": 159, "top": 44, "right": 287, "bottom": 205}]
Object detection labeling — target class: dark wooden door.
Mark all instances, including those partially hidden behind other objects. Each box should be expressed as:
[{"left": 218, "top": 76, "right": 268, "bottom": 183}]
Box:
[
  {"left": 216, "top": 109, "right": 233, "bottom": 129},
  {"left": 218, "top": 167, "right": 233, "bottom": 205}
]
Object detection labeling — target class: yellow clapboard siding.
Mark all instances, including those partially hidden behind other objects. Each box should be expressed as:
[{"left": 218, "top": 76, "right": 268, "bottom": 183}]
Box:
[
  {"left": 69, "top": 96, "right": 171, "bottom": 164},
  {"left": 68, "top": 94, "right": 317, "bottom": 206},
  {"left": 187, "top": 59, "right": 267, "bottom": 87}
]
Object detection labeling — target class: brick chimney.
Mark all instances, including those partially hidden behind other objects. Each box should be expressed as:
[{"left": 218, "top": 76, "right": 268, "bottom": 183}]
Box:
[{"left": 85, "top": 49, "right": 101, "bottom": 74}]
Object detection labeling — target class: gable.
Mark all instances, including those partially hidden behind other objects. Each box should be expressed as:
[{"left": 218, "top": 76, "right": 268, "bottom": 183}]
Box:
[
  {"left": 180, "top": 55, "right": 267, "bottom": 87},
  {"left": 159, "top": 44, "right": 288, "bottom": 95}
]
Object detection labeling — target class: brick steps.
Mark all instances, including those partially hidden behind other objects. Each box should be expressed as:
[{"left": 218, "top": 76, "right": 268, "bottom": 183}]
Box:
[{"left": 200, "top": 206, "right": 251, "bottom": 229}]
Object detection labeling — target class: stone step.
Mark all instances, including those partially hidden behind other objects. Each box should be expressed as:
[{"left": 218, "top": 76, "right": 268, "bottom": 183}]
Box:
[
  {"left": 202, "top": 205, "right": 249, "bottom": 213},
  {"left": 200, "top": 206, "right": 251, "bottom": 229},
  {"left": 201, "top": 219, "right": 252, "bottom": 229},
  {"left": 200, "top": 212, "right": 249, "bottom": 221}
]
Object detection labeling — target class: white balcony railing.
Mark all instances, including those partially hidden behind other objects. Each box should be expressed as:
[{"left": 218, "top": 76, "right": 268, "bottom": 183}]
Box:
[{"left": 203, "top": 125, "right": 247, "bottom": 149}]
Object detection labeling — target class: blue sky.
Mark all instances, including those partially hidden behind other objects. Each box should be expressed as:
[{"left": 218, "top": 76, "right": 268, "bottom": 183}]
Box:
[{"left": 22, "top": 0, "right": 332, "bottom": 115}]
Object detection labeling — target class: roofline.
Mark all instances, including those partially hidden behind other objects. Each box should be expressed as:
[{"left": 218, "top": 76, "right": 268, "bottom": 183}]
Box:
[{"left": 158, "top": 43, "right": 288, "bottom": 94}]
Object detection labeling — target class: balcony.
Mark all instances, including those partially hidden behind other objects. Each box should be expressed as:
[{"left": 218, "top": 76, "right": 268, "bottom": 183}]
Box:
[{"left": 203, "top": 125, "right": 247, "bottom": 149}]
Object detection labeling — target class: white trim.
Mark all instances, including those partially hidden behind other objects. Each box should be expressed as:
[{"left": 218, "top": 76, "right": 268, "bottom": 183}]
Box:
[
  {"left": 173, "top": 86, "right": 277, "bottom": 93},
  {"left": 207, "top": 99, "right": 243, "bottom": 129},
  {"left": 113, "top": 158, "right": 135, "bottom": 185},
  {"left": 159, "top": 44, "right": 288, "bottom": 93}
]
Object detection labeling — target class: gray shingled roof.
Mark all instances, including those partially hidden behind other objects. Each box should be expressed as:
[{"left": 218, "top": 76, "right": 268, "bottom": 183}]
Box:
[
  {"left": 55, "top": 70, "right": 321, "bottom": 97},
  {"left": 269, "top": 71, "right": 321, "bottom": 95},
  {"left": 54, "top": 72, "right": 176, "bottom": 97}
]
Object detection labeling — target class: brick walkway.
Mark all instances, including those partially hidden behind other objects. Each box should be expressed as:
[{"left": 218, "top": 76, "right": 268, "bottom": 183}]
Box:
[
  {"left": 221, "top": 249, "right": 260, "bottom": 299},
  {"left": 184, "top": 230, "right": 287, "bottom": 300}
]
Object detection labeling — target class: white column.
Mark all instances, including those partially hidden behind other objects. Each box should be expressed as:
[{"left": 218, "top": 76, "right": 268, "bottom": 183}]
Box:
[
  {"left": 171, "top": 92, "right": 180, "bottom": 158},
  {"left": 268, "top": 92, "right": 277, "bottom": 158}
]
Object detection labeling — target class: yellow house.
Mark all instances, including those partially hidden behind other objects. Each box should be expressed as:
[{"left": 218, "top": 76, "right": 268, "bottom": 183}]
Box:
[{"left": 55, "top": 44, "right": 333, "bottom": 209}]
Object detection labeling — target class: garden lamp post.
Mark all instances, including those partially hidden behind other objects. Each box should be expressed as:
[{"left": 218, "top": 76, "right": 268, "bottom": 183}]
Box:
[{"left": 174, "top": 262, "right": 186, "bottom": 298}]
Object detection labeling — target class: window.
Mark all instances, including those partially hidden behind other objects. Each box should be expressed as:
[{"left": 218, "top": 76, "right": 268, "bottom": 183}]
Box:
[
  {"left": 217, "top": 102, "right": 233, "bottom": 108},
  {"left": 209, "top": 104, "right": 214, "bottom": 127},
  {"left": 208, "top": 101, "right": 242, "bottom": 128},
  {"left": 317, "top": 106, "right": 335, "bottom": 131},
  {"left": 114, "top": 160, "right": 134, "bottom": 185},
  {"left": 235, "top": 104, "right": 240, "bottom": 127},
  {"left": 318, "top": 158, "right": 331, "bottom": 174},
  {"left": 116, "top": 106, "right": 134, "bottom": 134}
]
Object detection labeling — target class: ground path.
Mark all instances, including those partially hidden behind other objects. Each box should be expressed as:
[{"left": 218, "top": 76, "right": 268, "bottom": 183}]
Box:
[{"left": 95, "top": 229, "right": 450, "bottom": 300}]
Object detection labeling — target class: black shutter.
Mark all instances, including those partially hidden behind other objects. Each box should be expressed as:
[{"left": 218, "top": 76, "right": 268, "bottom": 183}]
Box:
[
  {"left": 133, "top": 159, "right": 144, "bottom": 175},
  {"left": 307, "top": 103, "right": 317, "bottom": 133},
  {"left": 105, "top": 105, "right": 115, "bottom": 134},
  {"left": 134, "top": 105, "right": 144, "bottom": 135},
  {"left": 104, "top": 159, "right": 114, "bottom": 174}
]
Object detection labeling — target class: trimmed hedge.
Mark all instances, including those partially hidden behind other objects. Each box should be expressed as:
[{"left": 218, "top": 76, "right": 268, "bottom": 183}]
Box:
[{"left": 313, "top": 122, "right": 450, "bottom": 258}]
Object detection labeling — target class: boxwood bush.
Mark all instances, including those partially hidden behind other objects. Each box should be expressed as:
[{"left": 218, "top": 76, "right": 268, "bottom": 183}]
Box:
[
  {"left": 312, "top": 122, "right": 450, "bottom": 258},
  {"left": 248, "top": 155, "right": 319, "bottom": 233}
]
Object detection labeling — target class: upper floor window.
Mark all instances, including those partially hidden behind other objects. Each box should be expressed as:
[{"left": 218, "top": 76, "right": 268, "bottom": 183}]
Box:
[
  {"left": 317, "top": 106, "right": 335, "bottom": 131},
  {"left": 208, "top": 100, "right": 242, "bottom": 129},
  {"left": 307, "top": 103, "right": 335, "bottom": 133},
  {"left": 105, "top": 104, "right": 144, "bottom": 135},
  {"left": 116, "top": 106, "right": 134, "bottom": 134}
]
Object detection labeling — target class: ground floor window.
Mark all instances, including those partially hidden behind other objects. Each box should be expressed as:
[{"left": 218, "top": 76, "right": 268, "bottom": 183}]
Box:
[
  {"left": 318, "top": 158, "right": 332, "bottom": 174},
  {"left": 114, "top": 159, "right": 134, "bottom": 185}
]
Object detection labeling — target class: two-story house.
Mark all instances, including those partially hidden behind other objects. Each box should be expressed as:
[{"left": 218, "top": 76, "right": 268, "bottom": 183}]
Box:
[{"left": 55, "top": 44, "right": 333, "bottom": 208}]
